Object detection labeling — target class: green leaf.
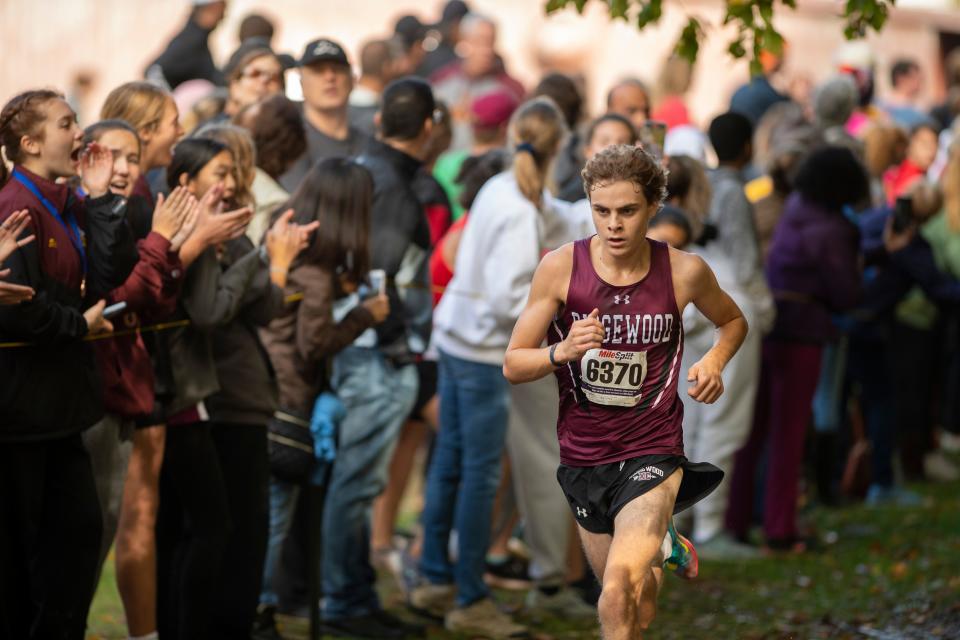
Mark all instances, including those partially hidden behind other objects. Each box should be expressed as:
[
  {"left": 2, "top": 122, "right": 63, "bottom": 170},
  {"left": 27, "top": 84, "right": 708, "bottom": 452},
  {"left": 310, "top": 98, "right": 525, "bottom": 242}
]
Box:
[
  {"left": 572, "top": 0, "right": 588, "bottom": 13},
  {"left": 637, "top": 0, "right": 663, "bottom": 28},
  {"left": 676, "top": 17, "right": 702, "bottom": 63},
  {"left": 759, "top": 0, "right": 774, "bottom": 23},
  {"left": 781, "top": 0, "right": 798, "bottom": 10},
  {"left": 609, "top": 0, "right": 629, "bottom": 20},
  {"left": 545, "top": 0, "right": 569, "bottom": 13},
  {"left": 760, "top": 27, "right": 784, "bottom": 54}
]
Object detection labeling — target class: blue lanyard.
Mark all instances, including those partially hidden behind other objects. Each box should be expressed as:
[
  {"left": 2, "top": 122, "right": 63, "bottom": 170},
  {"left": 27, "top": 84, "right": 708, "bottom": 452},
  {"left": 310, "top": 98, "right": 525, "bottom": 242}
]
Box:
[{"left": 12, "top": 167, "right": 87, "bottom": 275}]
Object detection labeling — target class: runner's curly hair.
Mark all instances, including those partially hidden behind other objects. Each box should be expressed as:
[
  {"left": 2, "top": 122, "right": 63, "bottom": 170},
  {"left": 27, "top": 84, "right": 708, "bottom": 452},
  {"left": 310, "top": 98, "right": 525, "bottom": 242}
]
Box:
[{"left": 581, "top": 143, "right": 667, "bottom": 207}]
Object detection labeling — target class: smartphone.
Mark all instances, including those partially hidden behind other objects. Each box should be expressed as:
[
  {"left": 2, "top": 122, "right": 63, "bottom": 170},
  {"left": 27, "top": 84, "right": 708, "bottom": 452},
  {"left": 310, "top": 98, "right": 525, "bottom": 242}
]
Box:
[
  {"left": 103, "top": 301, "right": 128, "bottom": 319},
  {"left": 892, "top": 196, "right": 913, "bottom": 233},
  {"left": 368, "top": 269, "right": 387, "bottom": 296}
]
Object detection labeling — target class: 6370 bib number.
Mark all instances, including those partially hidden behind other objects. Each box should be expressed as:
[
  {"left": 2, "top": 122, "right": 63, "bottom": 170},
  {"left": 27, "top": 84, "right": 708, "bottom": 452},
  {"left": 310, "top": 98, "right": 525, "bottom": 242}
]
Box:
[{"left": 579, "top": 348, "right": 648, "bottom": 407}]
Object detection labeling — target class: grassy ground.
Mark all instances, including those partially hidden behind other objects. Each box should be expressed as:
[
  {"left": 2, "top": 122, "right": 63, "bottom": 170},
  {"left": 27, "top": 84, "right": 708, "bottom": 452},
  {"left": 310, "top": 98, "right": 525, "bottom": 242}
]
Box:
[{"left": 86, "top": 479, "right": 960, "bottom": 639}]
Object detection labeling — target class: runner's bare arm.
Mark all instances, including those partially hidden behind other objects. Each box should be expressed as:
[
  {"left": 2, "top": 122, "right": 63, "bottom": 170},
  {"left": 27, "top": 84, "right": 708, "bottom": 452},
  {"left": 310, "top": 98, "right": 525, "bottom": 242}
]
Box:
[
  {"left": 503, "top": 247, "right": 604, "bottom": 384},
  {"left": 676, "top": 250, "right": 748, "bottom": 404}
]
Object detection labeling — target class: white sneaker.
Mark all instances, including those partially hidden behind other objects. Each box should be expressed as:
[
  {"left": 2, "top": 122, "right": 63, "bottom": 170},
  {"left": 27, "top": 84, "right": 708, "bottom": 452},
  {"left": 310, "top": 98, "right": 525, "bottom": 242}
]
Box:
[
  {"left": 525, "top": 587, "right": 596, "bottom": 619},
  {"left": 924, "top": 450, "right": 960, "bottom": 482},
  {"left": 445, "top": 598, "right": 529, "bottom": 639}
]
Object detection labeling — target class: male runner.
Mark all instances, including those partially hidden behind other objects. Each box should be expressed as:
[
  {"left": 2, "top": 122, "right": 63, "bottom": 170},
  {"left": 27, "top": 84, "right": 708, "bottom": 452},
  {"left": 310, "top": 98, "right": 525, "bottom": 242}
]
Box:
[{"left": 503, "top": 144, "right": 747, "bottom": 639}]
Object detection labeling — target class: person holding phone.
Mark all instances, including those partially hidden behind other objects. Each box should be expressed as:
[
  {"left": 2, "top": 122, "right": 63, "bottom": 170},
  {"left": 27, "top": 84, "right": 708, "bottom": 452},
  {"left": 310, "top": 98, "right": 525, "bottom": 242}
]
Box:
[{"left": 256, "top": 158, "right": 388, "bottom": 639}]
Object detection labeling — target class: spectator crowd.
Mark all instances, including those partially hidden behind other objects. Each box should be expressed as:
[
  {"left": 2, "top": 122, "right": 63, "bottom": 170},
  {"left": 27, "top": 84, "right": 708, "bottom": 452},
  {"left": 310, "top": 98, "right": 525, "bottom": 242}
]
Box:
[{"left": 2, "top": 1, "right": 960, "bottom": 639}]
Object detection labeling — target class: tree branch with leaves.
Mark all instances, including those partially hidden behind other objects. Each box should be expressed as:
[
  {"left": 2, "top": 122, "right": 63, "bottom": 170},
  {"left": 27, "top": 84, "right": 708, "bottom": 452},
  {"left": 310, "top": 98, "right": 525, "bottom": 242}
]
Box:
[{"left": 545, "top": 0, "right": 896, "bottom": 73}]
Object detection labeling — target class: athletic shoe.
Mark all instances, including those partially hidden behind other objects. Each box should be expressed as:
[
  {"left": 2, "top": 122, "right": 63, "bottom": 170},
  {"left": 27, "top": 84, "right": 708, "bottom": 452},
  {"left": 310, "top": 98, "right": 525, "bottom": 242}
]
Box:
[
  {"left": 445, "top": 598, "right": 529, "bottom": 639},
  {"left": 663, "top": 519, "right": 698, "bottom": 579},
  {"left": 924, "top": 450, "right": 960, "bottom": 482},
  {"left": 865, "top": 484, "right": 923, "bottom": 507},
  {"left": 251, "top": 604, "right": 285, "bottom": 640},
  {"left": 695, "top": 532, "right": 761, "bottom": 560},
  {"left": 372, "top": 546, "right": 407, "bottom": 594},
  {"left": 323, "top": 613, "right": 406, "bottom": 638},
  {"left": 408, "top": 582, "right": 455, "bottom": 621},
  {"left": 484, "top": 553, "right": 532, "bottom": 590},
  {"left": 525, "top": 586, "right": 596, "bottom": 619}
]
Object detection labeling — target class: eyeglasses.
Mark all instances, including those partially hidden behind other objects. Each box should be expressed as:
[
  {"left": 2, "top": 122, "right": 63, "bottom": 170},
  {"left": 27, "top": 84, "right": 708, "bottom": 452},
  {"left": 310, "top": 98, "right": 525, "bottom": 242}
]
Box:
[{"left": 241, "top": 68, "right": 283, "bottom": 84}]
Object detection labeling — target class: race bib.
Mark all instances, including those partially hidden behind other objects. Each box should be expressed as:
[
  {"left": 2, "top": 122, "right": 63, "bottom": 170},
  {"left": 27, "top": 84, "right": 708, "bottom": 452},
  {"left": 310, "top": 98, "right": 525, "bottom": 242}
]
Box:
[{"left": 579, "top": 348, "right": 648, "bottom": 407}]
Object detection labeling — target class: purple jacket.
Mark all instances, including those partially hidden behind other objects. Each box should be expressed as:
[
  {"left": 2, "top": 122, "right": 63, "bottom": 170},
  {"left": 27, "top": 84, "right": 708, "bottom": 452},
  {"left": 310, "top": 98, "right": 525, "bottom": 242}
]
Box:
[{"left": 765, "top": 193, "right": 861, "bottom": 343}]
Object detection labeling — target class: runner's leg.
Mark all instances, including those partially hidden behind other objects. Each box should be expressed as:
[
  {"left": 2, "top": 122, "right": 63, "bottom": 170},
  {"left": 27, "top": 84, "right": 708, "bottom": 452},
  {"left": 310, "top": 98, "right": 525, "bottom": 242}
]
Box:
[{"left": 598, "top": 468, "right": 682, "bottom": 639}]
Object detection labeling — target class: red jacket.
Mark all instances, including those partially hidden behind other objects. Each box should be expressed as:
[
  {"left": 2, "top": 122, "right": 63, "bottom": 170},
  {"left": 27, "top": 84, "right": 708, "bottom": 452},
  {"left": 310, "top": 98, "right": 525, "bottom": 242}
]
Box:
[{"left": 92, "top": 231, "right": 183, "bottom": 419}]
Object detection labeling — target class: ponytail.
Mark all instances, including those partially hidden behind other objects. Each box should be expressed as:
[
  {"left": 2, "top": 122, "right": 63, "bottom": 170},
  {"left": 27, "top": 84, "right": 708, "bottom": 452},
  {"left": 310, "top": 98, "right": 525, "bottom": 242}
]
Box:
[
  {"left": 0, "top": 89, "right": 63, "bottom": 185},
  {"left": 508, "top": 97, "right": 567, "bottom": 207}
]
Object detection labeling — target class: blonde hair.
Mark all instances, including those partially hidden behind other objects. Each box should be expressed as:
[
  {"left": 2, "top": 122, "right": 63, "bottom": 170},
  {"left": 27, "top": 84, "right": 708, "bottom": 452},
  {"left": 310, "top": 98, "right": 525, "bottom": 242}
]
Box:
[
  {"left": 508, "top": 97, "right": 567, "bottom": 206},
  {"left": 100, "top": 81, "right": 170, "bottom": 134},
  {"left": 192, "top": 123, "right": 257, "bottom": 208}
]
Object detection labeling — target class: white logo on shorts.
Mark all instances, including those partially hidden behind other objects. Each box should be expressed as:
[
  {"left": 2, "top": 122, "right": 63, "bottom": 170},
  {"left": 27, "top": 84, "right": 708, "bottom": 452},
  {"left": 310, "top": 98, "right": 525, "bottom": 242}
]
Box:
[
  {"left": 576, "top": 507, "right": 589, "bottom": 518},
  {"left": 629, "top": 466, "right": 664, "bottom": 482}
]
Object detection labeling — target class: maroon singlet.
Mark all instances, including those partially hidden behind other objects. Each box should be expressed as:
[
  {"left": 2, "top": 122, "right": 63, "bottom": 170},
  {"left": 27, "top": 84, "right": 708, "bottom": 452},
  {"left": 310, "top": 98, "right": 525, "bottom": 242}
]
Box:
[{"left": 549, "top": 237, "right": 685, "bottom": 466}]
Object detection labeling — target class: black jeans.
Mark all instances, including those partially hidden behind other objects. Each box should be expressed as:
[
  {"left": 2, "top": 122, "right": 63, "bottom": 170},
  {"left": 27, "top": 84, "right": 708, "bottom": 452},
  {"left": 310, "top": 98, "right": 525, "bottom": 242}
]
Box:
[
  {"left": 0, "top": 434, "right": 102, "bottom": 640},
  {"left": 157, "top": 423, "right": 230, "bottom": 640},
  {"left": 208, "top": 423, "right": 270, "bottom": 639}
]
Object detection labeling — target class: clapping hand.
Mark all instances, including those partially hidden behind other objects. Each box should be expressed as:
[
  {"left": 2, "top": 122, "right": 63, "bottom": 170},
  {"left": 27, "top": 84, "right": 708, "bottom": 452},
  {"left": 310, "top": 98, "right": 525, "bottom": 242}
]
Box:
[
  {"left": 79, "top": 143, "right": 114, "bottom": 199},
  {"left": 0, "top": 210, "right": 36, "bottom": 304},
  {"left": 151, "top": 187, "right": 195, "bottom": 243},
  {"left": 0, "top": 210, "right": 35, "bottom": 263}
]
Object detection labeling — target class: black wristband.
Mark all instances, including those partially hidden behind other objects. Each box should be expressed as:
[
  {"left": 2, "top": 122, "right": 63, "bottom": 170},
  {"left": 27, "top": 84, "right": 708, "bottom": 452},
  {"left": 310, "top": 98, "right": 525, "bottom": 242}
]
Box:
[{"left": 548, "top": 343, "right": 561, "bottom": 367}]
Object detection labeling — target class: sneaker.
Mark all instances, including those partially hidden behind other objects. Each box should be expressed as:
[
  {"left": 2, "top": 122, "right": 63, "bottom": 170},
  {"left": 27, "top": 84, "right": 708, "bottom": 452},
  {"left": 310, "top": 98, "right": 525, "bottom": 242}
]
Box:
[
  {"left": 323, "top": 613, "right": 406, "bottom": 638},
  {"left": 370, "top": 609, "right": 426, "bottom": 638},
  {"left": 408, "top": 582, "right": 455, "bottom": 621},
  {"left": 924, "top": 450, "right": 960, "bottom": 482},
  {"left": 445, "top": 598, "right": 529, "bottom": 639},
  {"left": 695, "top": 532, "right": 761, "bottom": 560},
  {"left": 484, "top": 553, "right": 532, "bottom": 590},
  {"left": 662, "top": 519, "right": 698, "bottom": 579},
  {"left": 865, "top": 484, "right": 923, "bottom": 507},
  {"left": 525, "top": 586, "right": 596, "bottom": 619},
  {"left": 372, "top": 546, "right": 408, "bottom": 594},
  {"left": 252, "top": 604, "right": 284, "bottom": 640}
]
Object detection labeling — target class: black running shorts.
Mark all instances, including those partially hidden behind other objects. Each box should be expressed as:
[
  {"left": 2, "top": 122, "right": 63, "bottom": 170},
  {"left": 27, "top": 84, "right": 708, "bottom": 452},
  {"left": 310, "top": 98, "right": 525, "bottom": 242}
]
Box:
[{"left": 556, "top": 455, "right": 724, "bottom": 535}]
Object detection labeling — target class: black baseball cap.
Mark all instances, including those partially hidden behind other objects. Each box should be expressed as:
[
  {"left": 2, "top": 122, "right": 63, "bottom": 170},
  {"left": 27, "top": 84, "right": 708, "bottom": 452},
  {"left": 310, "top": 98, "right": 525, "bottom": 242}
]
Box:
[
  {"left": 394, "top": 15, "right": 426, "bottom": 49},
  {"left": 299, "top": 38, "right": 350, "bottom": 68}
]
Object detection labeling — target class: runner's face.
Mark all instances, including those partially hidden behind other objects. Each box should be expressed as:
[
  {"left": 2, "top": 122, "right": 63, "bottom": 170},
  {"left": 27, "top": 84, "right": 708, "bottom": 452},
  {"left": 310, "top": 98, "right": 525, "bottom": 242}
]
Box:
[
  {"left": 300, "top": 61, "right": 352, "bottom": 112},
  {"left": 97, "top": 128, "right": 141, "bottom": 198},
  {"left": 590, "top": 180, "right": 657, "bottom": 256}
]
